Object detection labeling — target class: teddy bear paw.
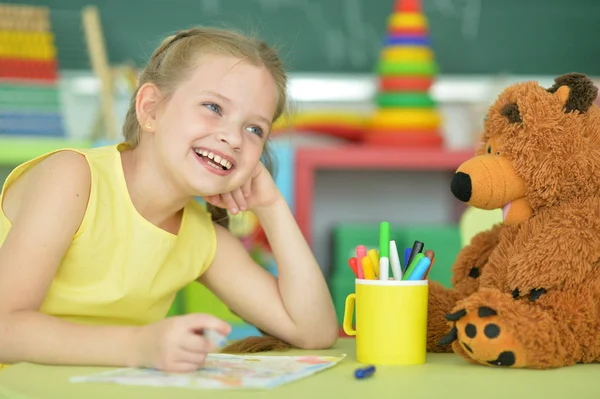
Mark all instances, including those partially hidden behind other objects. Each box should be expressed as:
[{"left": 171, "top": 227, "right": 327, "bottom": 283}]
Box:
[{"left": 438, "top": 305, "right": 526, "bottom": 367}]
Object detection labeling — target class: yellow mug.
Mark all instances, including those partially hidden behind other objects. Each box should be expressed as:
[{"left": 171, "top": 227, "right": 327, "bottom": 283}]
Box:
[{"left": 343, "top": 279, "right": 428, "bottom": 365}]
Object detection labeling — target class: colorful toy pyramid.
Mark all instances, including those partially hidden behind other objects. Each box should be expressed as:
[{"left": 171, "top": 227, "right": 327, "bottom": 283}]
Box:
[
  {"left": 0, "top": 3, "right": 66, "bottom": 138},
  {"left": 364, "top": 0, "right": 443, "bottom": 148}
]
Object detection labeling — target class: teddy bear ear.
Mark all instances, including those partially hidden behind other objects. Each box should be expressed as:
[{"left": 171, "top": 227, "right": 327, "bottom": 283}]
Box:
[{"left": 546, "top": 72, "right": 598, "bottom": 113}]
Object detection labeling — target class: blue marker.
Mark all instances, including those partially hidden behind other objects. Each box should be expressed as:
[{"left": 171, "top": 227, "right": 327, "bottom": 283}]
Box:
[
  {"left": 404, "top": 247, "right": 412, "bottom": 272},
  {"left": 354, "top": 365, "right": 376, "bottom": 379},
  {"left": 406, "top": 257, "right": 431, "bottom": 280}
]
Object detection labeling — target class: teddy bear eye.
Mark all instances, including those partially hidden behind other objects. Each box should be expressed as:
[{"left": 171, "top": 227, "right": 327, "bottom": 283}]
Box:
[{"left": 487, "top": 146, "right": 492, "bottom": 154}]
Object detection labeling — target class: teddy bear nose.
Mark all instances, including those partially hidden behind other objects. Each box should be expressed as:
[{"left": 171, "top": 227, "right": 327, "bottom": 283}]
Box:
[{"left": 451, "top": 172, "right": 472, "bottom": 202}]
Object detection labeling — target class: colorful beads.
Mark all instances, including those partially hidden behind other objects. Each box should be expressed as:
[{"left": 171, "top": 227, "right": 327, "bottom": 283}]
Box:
[
  {"left": 370, "top": 109, "right": 441, "bottom": 129},
  {"left": 378, "top": 76, "right": 433, "bottom": 92},
  {"left": 376, "top": 93, "right": 436, "bottom": 108},
  {"left": 381, "top": 46, "right": 433, "bottom": 63},
  {"left": 388, "top": 13, "right": 428, "bottom": 31},
  {"left": 0, "top": 31, "right": 56, "bottom": 60},
  {"left": 0, "top": 4, "right": 66, "bottom": 138},
  {"left": 364, "top": 0, "right": 443, "bottom": 148}
]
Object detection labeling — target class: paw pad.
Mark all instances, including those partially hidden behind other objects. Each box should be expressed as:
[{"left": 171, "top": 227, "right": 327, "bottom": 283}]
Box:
[
  {"left": 439, "top": 305, "right": 524, "bottom": 368},
  {"left": 478, "top": 306, "right": 497, "bottom": 317},
  {"left": 465, "top": 323, "right": 477, "bottom": 338},
  {"left": 487, "top": 351, "right": 516, "bottom": 367},
  {"left": 484, "top": 323, "right": 500, "bottom": 338}
]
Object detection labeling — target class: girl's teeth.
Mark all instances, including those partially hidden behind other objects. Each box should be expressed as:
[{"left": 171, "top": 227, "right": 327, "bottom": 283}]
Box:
[
  {"left": 195, "top": 149, "right": 231, "bottom": 170},
  {"left": 207, "top": 160, "right": 221, "bottom": 169}
]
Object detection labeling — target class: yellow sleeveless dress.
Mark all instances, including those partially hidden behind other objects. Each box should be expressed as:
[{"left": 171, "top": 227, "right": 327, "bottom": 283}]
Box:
[{"left": 0, "top": 144, "right": 216, "bottom": 369}]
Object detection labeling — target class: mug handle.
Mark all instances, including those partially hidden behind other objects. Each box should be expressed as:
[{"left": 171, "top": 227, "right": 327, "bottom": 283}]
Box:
[{"left": 342, "top": 293, "right": 356, "bottom": 336}]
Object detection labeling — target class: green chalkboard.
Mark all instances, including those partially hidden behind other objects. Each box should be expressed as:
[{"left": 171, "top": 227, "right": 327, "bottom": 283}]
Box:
[{"left": 8, "top": 0, "right": 600, "bottom": 75}]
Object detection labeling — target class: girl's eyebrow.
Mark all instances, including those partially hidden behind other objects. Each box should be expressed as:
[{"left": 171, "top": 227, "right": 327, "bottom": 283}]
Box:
[
  {"left": 198, "top": 90, "right": 231, "bottom": 104},
  {"left": 254, "top": 114, "right": 272, "bottom": 126}
]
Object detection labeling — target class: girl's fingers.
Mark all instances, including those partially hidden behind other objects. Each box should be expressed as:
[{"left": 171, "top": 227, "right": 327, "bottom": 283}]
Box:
[
  {"left": 203, "top": 195, "right": 221, "bottom": 207},
  {"left": 231, "top": 188, "right": 247, "bottom": 211},
  {"left": 219, "top": 192, "right": 238, "bottom": 214},
  {"left": 180, "top": 333, "right": 212, "bottom": 353},
  {"left": 177, "top": 349, "right": 208, "bottom": 366},
  {"left": 242, "top": 180, "right": 252, "bottom": 198}
]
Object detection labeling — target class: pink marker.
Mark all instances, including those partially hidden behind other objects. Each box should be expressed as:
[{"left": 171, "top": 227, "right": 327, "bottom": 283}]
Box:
[{"left": 355, "top": 245, "right": 367, "bottom": 279}]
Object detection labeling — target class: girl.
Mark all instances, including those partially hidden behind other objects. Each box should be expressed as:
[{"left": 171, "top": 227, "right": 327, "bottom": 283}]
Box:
[{"left": 0, "top": 27, "right": 338, "bottom": 373}]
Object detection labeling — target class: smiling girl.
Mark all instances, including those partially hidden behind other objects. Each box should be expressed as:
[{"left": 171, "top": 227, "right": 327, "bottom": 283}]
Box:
[{"left": 0, "top": 27, "right": 338, "bottom": 372}]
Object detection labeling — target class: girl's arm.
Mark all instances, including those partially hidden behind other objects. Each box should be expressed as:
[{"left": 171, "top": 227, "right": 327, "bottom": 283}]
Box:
[
  {"left": 0, "top": 152, "right": 230, "bottom": 371},
  {"left": 0, "top": 151, "right": 139, "bottom": 366},
  {"left": 199, "top": 193, "right": 339, "bottom": 349}
]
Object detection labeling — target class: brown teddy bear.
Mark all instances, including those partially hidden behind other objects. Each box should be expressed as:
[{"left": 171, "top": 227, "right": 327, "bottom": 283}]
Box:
[{"left": 426, "top": 72, "right": 600, "bottom": 369}]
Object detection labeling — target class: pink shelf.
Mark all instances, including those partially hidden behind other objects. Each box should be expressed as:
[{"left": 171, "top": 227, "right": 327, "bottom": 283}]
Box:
[{"left": 294, "top": 144, "right": 474, "bottom": 245}]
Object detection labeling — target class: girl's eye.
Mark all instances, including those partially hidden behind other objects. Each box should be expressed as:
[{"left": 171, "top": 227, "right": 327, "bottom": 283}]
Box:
[
  {"left": 203, "top": 103, "right": 221, "bottom": 114},
  {"left": 245, "top": 126, "right": 264, "bottom": 137}
]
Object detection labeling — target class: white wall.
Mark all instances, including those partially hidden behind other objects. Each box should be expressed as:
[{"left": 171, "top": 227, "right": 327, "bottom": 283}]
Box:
[{"left": 57, "top": 70, "right": 567, "bottom": 150}]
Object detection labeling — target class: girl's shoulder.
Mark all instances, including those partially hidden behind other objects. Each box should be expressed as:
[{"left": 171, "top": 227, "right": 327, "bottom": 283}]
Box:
[{"left": 2, "top": 150, "right": 91, "bottom": 225}]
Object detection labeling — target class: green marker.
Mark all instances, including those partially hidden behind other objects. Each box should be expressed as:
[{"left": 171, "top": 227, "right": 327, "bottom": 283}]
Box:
[
  {"left": 379, "top": 222, "right": 390, "bottom": 259},
  {"left": 402, "top": 253, "right": 425, "bottom": 280}
]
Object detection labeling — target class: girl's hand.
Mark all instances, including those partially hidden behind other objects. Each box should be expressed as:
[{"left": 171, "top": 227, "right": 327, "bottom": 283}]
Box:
[
  {"left": 131, "top": 313, "right": 231, "bottom": 373},
  {"left": 203, "top": 162, "right": 282, "bottom": 215}
]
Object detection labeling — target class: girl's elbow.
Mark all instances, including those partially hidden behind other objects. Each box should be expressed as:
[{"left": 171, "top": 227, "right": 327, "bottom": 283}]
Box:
[
  {"left": 296, "top": 319, "right": 338, "bottom": 350},
  {"left": 299, "top": 332, "right": 338, "bottom": 350}
]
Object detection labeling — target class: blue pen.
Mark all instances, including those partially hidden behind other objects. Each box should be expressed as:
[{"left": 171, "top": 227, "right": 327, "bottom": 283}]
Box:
[
  {"left": 354, "top": 365, "right": 376, "bottom": 379},
  {"left": 406, "top": 257, "right": 431, "bottom": 280}
]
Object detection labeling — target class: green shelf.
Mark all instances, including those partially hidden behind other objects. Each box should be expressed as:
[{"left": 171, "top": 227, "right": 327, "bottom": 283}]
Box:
[{"left": 0, "top": 135, "right": 92, "bottom": 166}]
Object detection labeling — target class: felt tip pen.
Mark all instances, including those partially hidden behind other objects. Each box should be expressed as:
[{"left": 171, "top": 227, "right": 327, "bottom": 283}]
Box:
[
  {"left": 361, "top": 256, "right": 376, "bottom": 280},
  {"left": 378, "top": 256, "right": 389, "bottom": 280},
  {"left": 403, "top": 247, "right": 412, "bottom": 272},
  {"left": 389, "top": 240, "right": 402, "bottom": 280},
  {"left": 406, "top": 256, "right": 431, "bottom": 280},
  {"left": 405, "top": 240, "right": 424, "bottom": 273},
  {"left": 402, "top": 253, "right": 425, "bottom": 280},
  {"left": 379, "top": 222, "right": 390, "bottom": 259},
  {"left": 424, "top": 256, "right": 435, "bottom": 279},
  {"left": 424, "top": 249, "right": 434, "bottom": 262},
  {"left": 355, "top": 245, "right": 366, "bottom": 279},
  {"left": 356, "top": 245, "right": 367, "bottom": 264},
  {"left": 367, "top": 249, "right": 380, "bottom": 279},
  {"left": 347, "top": 257, "right": 359, "bottom": 278},
  {"left": 354, "top": 365, "right": 376, "bottom": 379},
  {"left": 204, "top": 329, "right": 227, "bottom": 350},
  {"left": 423, "top": 249, "right": 435, "bottom": 279}
]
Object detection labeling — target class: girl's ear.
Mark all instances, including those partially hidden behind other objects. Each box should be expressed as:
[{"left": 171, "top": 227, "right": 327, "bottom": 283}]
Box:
[{"left": 135, "top": 83, "right": 162, "bottom": 131}]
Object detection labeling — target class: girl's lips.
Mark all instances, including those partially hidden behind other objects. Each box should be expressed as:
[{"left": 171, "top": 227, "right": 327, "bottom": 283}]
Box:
[
  {"left": 194, "top": 150, "right": 233, "bottom": 176},
  {"left": 193, "top": 147, "right": 236, "bottom": 169}
]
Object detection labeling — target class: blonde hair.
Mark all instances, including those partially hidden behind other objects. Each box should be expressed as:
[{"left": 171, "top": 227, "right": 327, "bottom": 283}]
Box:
[{"left": 122, "top": 26, "right": 288, "bottom": 228}]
